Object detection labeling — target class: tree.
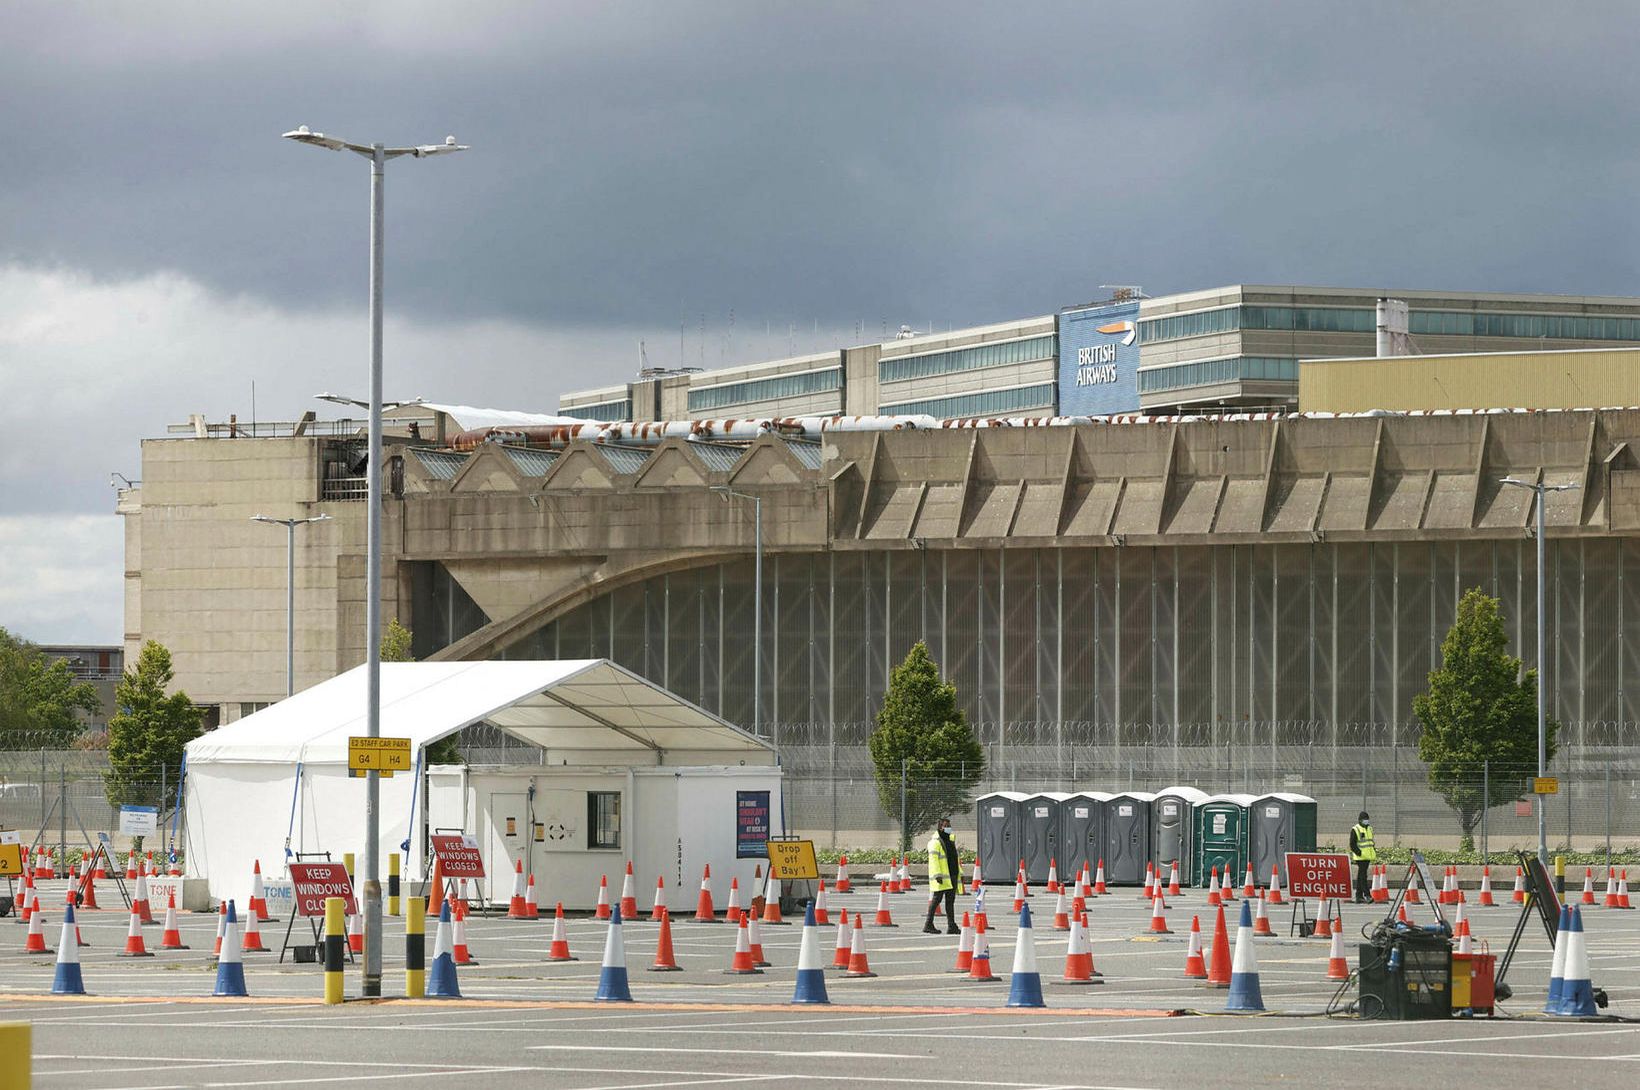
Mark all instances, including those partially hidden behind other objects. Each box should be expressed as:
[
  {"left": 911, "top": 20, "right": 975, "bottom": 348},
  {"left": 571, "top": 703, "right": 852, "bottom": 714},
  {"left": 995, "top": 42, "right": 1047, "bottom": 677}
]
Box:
[
  {"left": 1412, "top": 588, "right": 1555, "bottom": 851},
  {"left": 0, "top": 627, "right": 101, "bottom": 748},
  {"left": 869, "top": 641, "right": 985, "bottom": 852},
  {"left": 381, "top": 619, "right": 460, "bottom": 766},
  {"left": 104, "top": 641, "right": 204, "bottom": 810}
]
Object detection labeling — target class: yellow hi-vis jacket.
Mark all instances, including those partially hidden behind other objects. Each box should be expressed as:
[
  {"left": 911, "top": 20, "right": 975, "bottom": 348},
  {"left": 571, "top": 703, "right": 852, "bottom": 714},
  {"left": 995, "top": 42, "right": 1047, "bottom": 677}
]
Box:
[
  {"left": 1350, "top": 823, "right": 1376, "bottom": 862},
  {"left": 927, "top": 833, "right": 956, "bottom": 893}
]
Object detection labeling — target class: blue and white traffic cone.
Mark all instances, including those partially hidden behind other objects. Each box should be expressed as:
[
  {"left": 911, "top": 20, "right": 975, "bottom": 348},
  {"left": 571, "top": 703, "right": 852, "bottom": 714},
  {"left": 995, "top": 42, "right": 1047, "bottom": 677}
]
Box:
[
  {"left": 1555, "top": 906, "right": 1596, "bottom": 1016},
  {"left": 595, "top": 905, "right": 633, "bottom": 1002},
  {"left": 428, "top": 900, "right": 462, "bottom": 998},
  {"left": 791, "top": 902, "right": 830, "bottom": 1005},
  {"left": 52, "top": 903, "right": 85, "bottom": 995},
  {"left": 1006, "top": 903, "right": 1045, "bottom": 1008},
  {"left": 1225, "top": 898, "right": 1265, "bottom": 1012},
  {"left": 213, "top": 900, "right": 249, "bottom": 997},
  {"left": 1544, "top": 903, "right": 1570, "bottom": 1013}
]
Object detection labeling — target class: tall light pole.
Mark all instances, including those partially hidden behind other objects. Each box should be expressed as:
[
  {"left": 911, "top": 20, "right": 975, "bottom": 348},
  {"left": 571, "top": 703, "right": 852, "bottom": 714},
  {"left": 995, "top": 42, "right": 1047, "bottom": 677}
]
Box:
[
  {"left": 1499, "top": 475, "right": 1579, "bottom": 870},
  {"left": 250, "top": 514, "right": 332, "bottom": 697},
  {"left": 711, "top": 486, "right": 763, "bottom": 737},
  {"left": 284, "top": 125, "right": 467, "bottom": 998}
]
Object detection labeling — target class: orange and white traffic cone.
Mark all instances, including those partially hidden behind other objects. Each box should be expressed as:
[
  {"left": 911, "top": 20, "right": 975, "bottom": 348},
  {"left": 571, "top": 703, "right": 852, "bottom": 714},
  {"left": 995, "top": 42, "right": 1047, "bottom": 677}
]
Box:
[
  {"left": 160, "top": 892, "right": 189, "bottom": 950},
  {"left": 452, "top": 900, "right": 477, "bottom": 965},
  {"left": 1207, "top": 866, "right": 1222, "bottom": 906},
  {"left": 1140, "top": 863, "right": 1156, "bottom": 900},
  {"left": 1167, "top": 861, "right": 1182, "bottom": 898},
  {"left": 119, "top": 905, "right": 151, "bottom": 957},
  {"left": 896, "top": 856, "right": 912, "bottom": 895},
  {"left": 18, "top": 872, "right": 34, "bottom": 923},
  {"left": 724, "top": 877, "right": 742, "bottom": 924},
  {"left": 1603, "top": 868, "right": 1621, "bottom": 909},
  {"left": 965, "top": 915, "right": 996, "bottom": 982},
  {"left": 1013, "top": 871, "right": 1027, "bottom": 912},
  {"left": 1077, "top": 864, "right": 1092, "bottom": 900},
  {"left": 1314, "top": 900, "right": 1333, "bottom": 938},
  {"left": 834, "top": 854, "right": 852, "bottom": 893},
  {"left": 1581, "top": 867, "right": 1596, "bottom": 906},
  {"left": 693, "top": 865, "right": 717, "bottom": 922},
  {"left": 1242, "top": 863, "right": 1256, "bottom": 899},
  {"left": 1619, "top": 870, "right": 1633, "bottom": 910},
  {"left": 1061, "top": 911, "right": 1094, "bottom": 985},
  {"left": 649, "top": 907, "right": 680, "bottom": 971},
  {"left": 1220, "top": 865, "right": 1235, "bottom": 901},
  {"left": 619, "top": 862, "right": 639, "bottom": 920},
  {"left": 1373, "top": 864, "right": 1389, "bottom": 903},
  {"left": 1405, "top": 874, "right": 1422, "bottom": 904},
  {"left": 526, "top": 873, "right": 541, "bottom": 919},
  {"left": 1268, "top": 865, "right": 1285, "bottom": 905},
  {"left": 845, "top": 916, "right": 876, "bottom": 978},
  {"left": 594, "top": 875, "right": 612, "bottom": 920},
  {"left": 1016, "top": 859, "right": 1030, "bottom": 898},
  {"left": 813, "top": 879, "right": 830, "bottom": 926},
  {"left": 79, "top": 869, "right": 100, "bottom": 911},
  {"left": 23, "top": 899, "right": 50, "bottom": 954},
  {"left": 212, "top": 901, "right": 226, "bottom": 956},
  {"left": 1397, "top": 903, "right": 1412, "bottom": 926},
  {"left": 761, "top": 869, "right": 786, "bottom": 925},
  {"left": 1184, "top": 914, "right": 1207, "bottom": 979},
  {"left": 952, "top": 911, "right": 974, "bottom": 973},
  {"left": 249, "top": 860, "right": 274, "bottom": 922},
  {"left": 548, "top": 902, "right": 576, "bottom": 961},
  {"left": 1092, "top": 859, "right": 1107, "bottom": 895},
  {"left": 507, "top": 859, "right": 529, "bottom": 918},
  {"left": 1253, "top": 891, "right": 1273, "bottom": 936},
  {"left": 1052, "top": 887, "right": 1069, "bottom": 930},
  {"left": 873, "top": 882, "right": 896, "bottom": 927},
  {"left": 63, "top": 888, "right": 87, "bottom": 948},
  {"left": 347, "top": 907, "right": 363, "bottom": 954},
  {"left": 131, "top": 869, "right": 154, "bottom": 924},
  {"left": 832, "top": 908, "right": 852, "bottom": 969},
  {"left": 1512, "top": 866, "right": 1526, "bottom": 904},
  {"left": 1326, "top": 918, "right": 1349, "bottom": 980},
  {"left": 1148, "top": 894, "right": 1172, "bottom": 934},
  {"left": 1046, "top": 858, "right": 1061, "bottom": 894},
  {"left": 125, "top": 849, "right": 138, "bottom": 881},
  {"left": 1204, "top": 903, "right": 1231, "bottom": 987},
  {"left": 241, "top": 904, "right": 268, "bottom": 953},
  {"left": 1478, "top": 865, "right": 1496, "bottom": 907},
  {"left": 651, "top": 875, "right": 668, "bottom": 921},
  {"left": 747, "top": 913, "right": 770, "bottom": 967}
]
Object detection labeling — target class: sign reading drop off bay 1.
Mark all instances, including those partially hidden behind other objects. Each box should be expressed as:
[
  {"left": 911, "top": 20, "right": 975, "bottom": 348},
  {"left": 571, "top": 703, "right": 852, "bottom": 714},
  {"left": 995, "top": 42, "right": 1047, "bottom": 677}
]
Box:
[
  {"left": 767, "top": 839, "right": 820, "bottom": 881},
  {"left": 348, "top": 736, "right": 412, "bottom": 778},
  {"left": 1285, "top": 852, "right": 1353, "bottom": 900}
]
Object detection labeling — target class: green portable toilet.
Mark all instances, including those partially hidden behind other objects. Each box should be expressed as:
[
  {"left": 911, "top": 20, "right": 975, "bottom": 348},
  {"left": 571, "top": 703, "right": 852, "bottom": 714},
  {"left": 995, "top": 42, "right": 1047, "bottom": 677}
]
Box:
[
  {"left": 1249, "top": 792, "right": 1319, "bottom": 886},
  {"left": 1193, "top": 793, "right": 1254, "bottom": 888}
]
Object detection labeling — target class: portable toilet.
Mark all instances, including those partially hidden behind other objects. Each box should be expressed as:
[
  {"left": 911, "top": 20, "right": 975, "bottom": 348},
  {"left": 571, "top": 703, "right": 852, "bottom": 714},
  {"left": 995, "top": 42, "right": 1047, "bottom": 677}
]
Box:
[
  {"left": 1101, "top": 792, "right": 1156, "bottom": 886},
  {"left": 975, "top": 791, "right": 1029, "bottom": 885},
  {"left": 1058, "top": 791, "right": 1111, "bottom": 883},
  {"left": 1020, "top": 793, "right": 1066, "bottom": 884},
  {"left": 1249, "top": 792, "right": 1319, "bottom": 886},
  {"left": 1151, "top": 785, "right": 1211, "bottom": 883},
  {"left": 1193, "top": 794, "right": 1255, "bottom": 888}
]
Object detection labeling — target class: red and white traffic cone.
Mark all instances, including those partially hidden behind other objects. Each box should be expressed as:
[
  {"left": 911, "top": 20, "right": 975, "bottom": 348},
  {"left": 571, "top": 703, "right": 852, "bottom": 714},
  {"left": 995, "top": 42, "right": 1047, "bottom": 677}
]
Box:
[
  {"left": 1253, "top": 891, "right": 1273, "bottom": 936},
  {"left": 1148, "top": 894, "right": 1172, "bottom": 934},
  {"left": 125, "top": 850, "right": 138, "bottom": 881},
  {"left": 761, "top": 869, "right": 786, "bottom": 925},
  {"left": 965, "top": 915, "right": 996, "bottom": 982},
  {"left": 693, "top": 864, "right": 717, "bottom": 922},
  {"left": 1052, "top": 887, "right": 1069, "bottom": 930},
  {"left": 1016, "top": 859, "right": 1030, "bottom": 898},
  {"left": 724, "top": 877, "right": 742, "bottom": 924},
  {"left": 1478, "top": 866, "right": 1496, "bottom": 907},
  {"left": 18, "top": 872, "right": 34, "bottom": 923},
  {"left": 1268, "top": 865, "right": 1285, "bottom": 905},
  {"left": 347, "top": 907, "right": 363, "bottom": 954},
  {"left": 594, "top": 875, "right": 612, "bottom": 920},
  {"left": 1013, "top": 871, "right": 1027, "bottom": 912},
  {"left": 452, "top": 900, "right": 477, "bottom": 965},
  {"left": 241, "top": 904, "right": 268, "bottom": 953},
  {"left": 1373, "top": 864, "right": 1389, "bottom": 903},
  {"left": 1207, "top": 866, "right": 1222, "bottom": 906},
  {"left": 1619, "top": 870, "right": 1633, "bottom": 910},
  {"left": 1077, "top": 863, "right": 1092, "bottom": 901},
  {"left": 131, "top": 869, "right": 154, "bottom": 924},
  {"left": 160, "top": 892, "right": 189, "bottom": 949},
  {"left": 1092, "top": 859, "right": 1107, "bottom": 895},
  {"left": 832, "top": 908, "right": 852, "bottom": 970},
  {"left": 507, "top": 859, "right": 529, "bottom": 918},
  {"left": 249, "top": 860, "right": 274, "bottom": 922},
  {"left": 1512, "top": 866, "right": 1526, "bottom": 903},
  {"left": 1184, "top": 914, "right": 1207, "bottom": 978},
  {"left": 212, "top": 901, "right": 226, "bottom": 956},
  {"left": 1603, "top": 868, "right": 1621, "bottom": 909},
  {"left": 119, "top": 905, "right": 152, "bottom": 957},
  {"left": 1314, "top": 898, "right": 1333, "bottom": 938},
  {"left": 619, "top": 862, "right": 639, "bottom": 920},
  {"left": 23, "top": 899, "right": 50, "bottom": 954},
  {"left": 1455, "top": 917, "right": 1473, "bottom": 956},
  {"left": 1581, "top": 867, "right": 1596, "bottom": 906},
  {"left": 1167, "top": 861, "right": 1183, "bottom": 898},
  {"left": 548, "top": 902, "right": 576, "bottom": 961},
  {"left": 873, "top": 882, "right": 896, "bottom": 927},
  {"left": 748, "top": 912, "right": 770, "bottom": 967},
  {"left": 1220, "top": 865, "right": 1235, "bottom": 901},
  {"left": 651, "top": 876, "right": 668, "bottom": 921},
  {"left": 1140, "top": 863, "right": 1156, "bottom": 900},
  {"left": 526, "top": 873, "right": 541, "bottom": 919},
  {"left": 1326, "top": 918, "right": 1349, "bottom": 980},
  {"left": 1242, "top": 863, "right": 1256, "bottom": 899},
  {"left": 952, "top": 911, "right": 974, "bottom": 973},
  {"left": 1046, "top": 858, "right": 1061, "bottom": 894},
  {"left": 649, "top": 907, "right": 681, "bottom": 971},
  {"left": 1061, "top": 911, "right": 1094, "bottom": 985},
  {"left": 834, "top": 855, "right": 852, "bottom": 894},
  {"left": 845, "top": 916, "right": 876, "bottom": 978},
  {"left": 1204, "top": 903, "right": 1231, "bottom": 988}
]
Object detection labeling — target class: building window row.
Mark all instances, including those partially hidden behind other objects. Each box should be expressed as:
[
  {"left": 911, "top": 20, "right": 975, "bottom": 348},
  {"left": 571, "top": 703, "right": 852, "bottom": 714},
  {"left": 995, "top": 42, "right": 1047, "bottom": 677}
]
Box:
[
  {"left": 881, "top": 382, "right": 1057, "bottom": 419},
  {"left": 1141, "top": 304, "right": 1640, "bottom": 346},
  {"left": 686, "top": 368, "right": 843, "bottom": 413},
  {"left": 1138, "top": 307, "right": 1242, "bottom": 344},
  {"left": 878, "top": 334, "right": 1057, "bottom": 383},
  {"left": 1137, "top": 357, "right": 1299, "bottom": 393},
  {"left": 567, "top": 399, "right": 632, "bottom": 421},
  {"left": 1409, "top": 310, "right": 1640, "bottom": 341}
]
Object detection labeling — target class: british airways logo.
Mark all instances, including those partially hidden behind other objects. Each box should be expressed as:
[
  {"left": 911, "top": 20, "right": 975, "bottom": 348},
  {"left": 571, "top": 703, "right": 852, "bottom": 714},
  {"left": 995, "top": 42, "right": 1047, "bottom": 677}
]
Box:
[{"left": 1074, "top": 320, "right": 1136, "bottom": 385}]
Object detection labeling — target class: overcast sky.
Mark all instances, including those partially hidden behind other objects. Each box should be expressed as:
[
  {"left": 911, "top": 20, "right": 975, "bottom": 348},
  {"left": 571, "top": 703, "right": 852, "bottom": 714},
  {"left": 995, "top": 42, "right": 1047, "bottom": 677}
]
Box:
[{"left": 4, "top": 2, "right": 1640, "bottom": 646}]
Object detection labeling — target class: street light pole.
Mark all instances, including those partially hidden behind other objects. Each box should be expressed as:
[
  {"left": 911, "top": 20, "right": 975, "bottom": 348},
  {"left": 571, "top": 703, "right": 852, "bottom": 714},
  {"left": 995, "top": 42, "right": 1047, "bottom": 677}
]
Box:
[
  {"left": 284, "top": 126, "right": 466, "bottom": 998},
  {"left": 1500, "top": 475, "right": 1578, "bottom": 870},
  {"left": 250, "top": 514, "right": 332, "bottom": 696},
  {"left": 711, "top": 487, "right": 763, "bottom": 737}
]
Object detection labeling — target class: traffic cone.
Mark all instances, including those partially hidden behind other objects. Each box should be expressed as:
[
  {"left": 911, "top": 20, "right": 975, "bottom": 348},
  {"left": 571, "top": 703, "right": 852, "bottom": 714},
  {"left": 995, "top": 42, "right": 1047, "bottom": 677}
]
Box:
[
  {"left": 1397, "top": 903, "right": 1411, "bottom": 926},
  {"left": 748, "top": 913, "right": 770, "bottom": 967},
  {"left": 617, "top": 861, "right": 638, "bottom": 920},
  {"left": 693, "top": 864, "right": 717, "bottom": 922},
  {"left": 1148, "top": 894, "right": 1172, "bottom": 934},
  {"left": 953, "top": 911, "right": 974, "bottom": 973},
  {"left": 347, "top": 908, "right": 363, "bottom": 955},
  {"left": 1581, "top": 867, "right": 1596, "bottom": 906},
  {"left": 832, "top": 908, "right": 852, "bottom": 970},
  {"left": 1405, "top": 873, "right": 1421, "bottom": 903},
  {"left": 1267, "top": 865, "right": 1284, "bottom": 905},
  {"left": 1046, "top": 858, "right": 1060, "bottom": 894},
  {"left": 1555, "top": 906, "right": 1596, "bottom": 1016},
  {"left": 1451, "top": 898, "right": 1465, "bottom": 934},
  {"left": 547, "top": 902, "right": 576, "bottom": 961},
  {"left": 426, "top": 856, "right": 446, "bottom": 920},
  {"left": 1093, "top": 859, "right": 1107, "bottom": 895},
  {"left": 1512, "top": 866, "right": 1526, "bottom": 904},
  {"left": 1206, "top": 866, "right": 1221, "bottom": 906},
  {"left": 966, "top": 915, "right": 997, "bottom": 982},
  {"left": 507, "top": 859, "right": 529, "bottom": 918},
  {"left": 835, "top": 854, "right": 852, "bottom": 893},
  {"left": 120, "top": 905, "right": 154, "bottom": 957},
  {"left": 428, "top": 901, "right": 461, "bottom": 998},
  {"left": 873, "top": 882, "right": 896, "bottom": 926},
  {"left": 724, "top": 877, "right": 742, "bottom": 924},
  {"left": 94, "top": 852, "right": 107, "bottom": 880},
  {"left": 242, "top": 903, "right": 268, "bottom": 953},
  {"left": 1455, "top": 917, "right": 1473, "bottom": 956},
  {"left": 1167, "top": 861, "right": 1183, "bottom": 898},
  {"left": 1544, "top": 903, "right": 1571, "bottom": 1013},
  {"left": 249, "top": 860, "right": 274, "bottom": 922},
  {"left": 80, "top": 868, "right": 100, "bottom": 911},
  {"left": 724, "top": 914, "right": 761, "bottom": 974},
  {"left": 1013, "top": 871, "right": 1027, "bottom": 912},
  {"left": 1253, "top": 891, "right": 1272, "bottom": 936},
  {"left": 1052, "top": 888, "right": 1069, "bottom": 930},
  {"left": 1220, "top": 865, "right": 1235, "bottom": 901},
  {"left": 594, "top": 875, "right": 612, "bottom": 920},
  {"left": 1225, "top": 900, "right": 1265, "bottom": 1012},
  {"left": 1006, "top": 903, "right": 1045, "bottom": 1007},
  {"left": 52, "top": 904, "right": 85, "bottom": 994},
  {"left": 1315, "top": 899, "right": 1333, "bottom": 938},
  {"left": 125, "top": 849, "right": 138, "bottom": 881},
  {"left": 595, "top": 910, "right": 633, "bottom": 1002},
  {"left": 973, "top": 858, "right": 985, "bottom": 892},
  {"left": 1439, "top": 866, "right": 1454, "bottom": 905},
  {"left": 1140, "top": 863, "right": 1155, "bottom": 900},
  {"left": 24, "top": 900, "right": 51, "bottom": 954},
  {"left": 19, "top": 872, "right": 33, "bottom": 922},
  {"left": 526, "top": 873, "right": 541, "bottom": 919},
  {"left": 1619, "top": 870, "right": 1632, "bottom": 909},
  {"left": 452, "top": 899, "right": 477, "bottom": 965},
  {"left": 649, "top": 907, "right": 681, "bottom": 971},
  {"left": 213, "top": 901, "right": 249, "bottom": 997},
  {"left": 1373, "top": 864, "right": 1389, "bottom": 903},
  {"left": 212, "top": 901, "right": 226, "bottom": 956},
  {"left": 63, "top": 888, "right": 87, "bottom": 948},
  {"left": 792, "top": 903, "right": 830, "bottom": 1004},
  {"left": 1327, "top": 918, "right": 1349, "bottom": 980},
  {"left": 1204, "top": 904, "right": 1231, "bottom": 988},
  {"left": 1184, "top": 915, "right": 1207, "bottom": 979},
  {"left": 1478, "top": 866, "right": 1496, "bottom": 907},
  {"left": 1242, "top": 863, "right": 1256, "bottom": 899},
  {"left": 132, "top": 869, "right": 154, "bottom": 924},
  {"left": 762, "top": 869, "right": 786, "bottom": 925},
  {"left": 845, "top": 915, "right": 876, "bottom": 978},
  {"left": 1061, "top": 912, "right": 1094, "bottom": 985},
  {"left": 1077, "top": 864, "right": 1091, "bottom": 900},
  {"left": 651, "top": 876, "right": 668, "bottom": 921},
  {"left": 899, "top": 856, "right": 913, "bottom": 895},
  {"left": 1603, "top": 867, "right": 1620, "bottom": 909},
  {"left": 160, "top": 892, "right": 188, "bottom": 949},
  {"left": 813, "top": 879, "right": 830, "bottom": 926}
]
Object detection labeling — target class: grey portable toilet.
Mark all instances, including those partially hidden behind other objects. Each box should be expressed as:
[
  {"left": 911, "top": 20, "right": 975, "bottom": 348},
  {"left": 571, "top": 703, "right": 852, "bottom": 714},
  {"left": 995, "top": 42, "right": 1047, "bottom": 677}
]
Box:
[
  {"left": 1058, "top": 791, "right": 1111, "bottom": 884},
  {"left": 1020, "top": 793, "right": 1066, "bottom": 884},
  {"left": 975, "top": 791, "right": 1029, "bottom": 885},
  {"left": 1249, "top": 792, "right": 1319, "bottom": 887},
  {"left": 1151, "top": 785, "right": 1210, "bottom": 884},
  {"left": 1102, "top": 792, "right": 1156, "bottom": 886}
]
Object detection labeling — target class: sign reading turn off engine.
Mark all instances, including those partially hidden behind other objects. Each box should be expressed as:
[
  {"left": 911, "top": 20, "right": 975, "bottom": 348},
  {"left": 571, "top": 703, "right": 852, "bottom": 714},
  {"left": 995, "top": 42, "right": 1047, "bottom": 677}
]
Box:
[{"left": 1284, "top": 852, "right": 1353, "bottom": 899}]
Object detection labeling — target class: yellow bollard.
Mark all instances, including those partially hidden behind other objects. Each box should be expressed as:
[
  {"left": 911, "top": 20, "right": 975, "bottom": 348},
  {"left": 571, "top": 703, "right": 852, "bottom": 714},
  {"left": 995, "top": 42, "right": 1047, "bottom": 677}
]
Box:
[
  {"left": 0, "top": 1023, "right": 29, "bottom": 1090},
  {"left": 1555, "top": 854, "right": 1566, "bottom": 896},
  {"left": 323, "top": 896, "right": 346, "bottom": 1005},
  {"left": 389, "top": 852, "right": 401, "bottom": 917},
  {"left": 405, "top": 897, "right": 426, "bottom": 999},
  {"left": 343, "top": 852, "right": 355, "bottom": 881}
]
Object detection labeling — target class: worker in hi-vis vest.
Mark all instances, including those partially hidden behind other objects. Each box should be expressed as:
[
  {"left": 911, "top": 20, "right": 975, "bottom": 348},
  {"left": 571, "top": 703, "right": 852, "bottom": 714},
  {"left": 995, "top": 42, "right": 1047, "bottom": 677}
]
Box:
[
  {"left": 1349, "top": 811, "right": 1375, "bottom": 903},
  {"left": 922, "top": 816, "right": 962, "bottom": 934}
]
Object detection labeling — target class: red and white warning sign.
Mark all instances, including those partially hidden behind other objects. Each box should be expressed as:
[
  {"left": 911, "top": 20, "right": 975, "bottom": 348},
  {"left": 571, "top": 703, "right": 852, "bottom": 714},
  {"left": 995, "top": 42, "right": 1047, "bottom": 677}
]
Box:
[
  {"left": 430, "top": 833, "right": 486, "bottom": 879},
  {"left": 1284, "top": 852, "right": 1353, "bottom": 900},
  {"left": 288, "top": 862, "right": 358, "bottom": 917}
]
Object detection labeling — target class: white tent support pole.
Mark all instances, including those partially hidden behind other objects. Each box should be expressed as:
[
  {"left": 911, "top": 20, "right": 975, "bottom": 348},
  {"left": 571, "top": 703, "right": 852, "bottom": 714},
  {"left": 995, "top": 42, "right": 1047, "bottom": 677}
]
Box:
[
  {"left": 401, "top": 749, "right": 425, "bottom": 878},
  {"left": 283, "top": 759, "right": 304, "bottom": 865},
  {"left": 529, "top": 690, "right": 663, "bottom": 754}
]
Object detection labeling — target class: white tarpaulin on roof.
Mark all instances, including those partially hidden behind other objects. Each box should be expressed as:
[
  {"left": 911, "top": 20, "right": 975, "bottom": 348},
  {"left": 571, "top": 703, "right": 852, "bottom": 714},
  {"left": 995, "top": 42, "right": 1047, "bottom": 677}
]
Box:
[{"left": 182, "top": 660, "right": 773, "bottom": 901}]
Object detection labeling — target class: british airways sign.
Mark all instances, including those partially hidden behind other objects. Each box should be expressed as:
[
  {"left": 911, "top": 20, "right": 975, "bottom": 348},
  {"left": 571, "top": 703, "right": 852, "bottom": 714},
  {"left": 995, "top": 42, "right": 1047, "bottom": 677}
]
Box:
[{"left": 1058, "top": 300, "right": 1141, "bottom": 416}]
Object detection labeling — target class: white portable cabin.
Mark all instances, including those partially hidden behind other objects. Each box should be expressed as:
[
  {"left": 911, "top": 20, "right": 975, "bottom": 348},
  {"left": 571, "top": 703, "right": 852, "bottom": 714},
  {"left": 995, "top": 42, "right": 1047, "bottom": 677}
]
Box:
[{"left": 182, "top": 659, "right": 780, "bottom": 909}]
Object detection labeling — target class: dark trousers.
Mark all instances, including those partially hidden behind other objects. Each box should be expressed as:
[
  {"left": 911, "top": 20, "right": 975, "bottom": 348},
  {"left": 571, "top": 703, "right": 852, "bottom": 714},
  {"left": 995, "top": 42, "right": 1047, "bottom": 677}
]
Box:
[
  {"left": 925, "top": 887, "right": 956, "bottom": 928},
  {"left": 1354, "top": 859, "right": 1370, "bottom": 901}
]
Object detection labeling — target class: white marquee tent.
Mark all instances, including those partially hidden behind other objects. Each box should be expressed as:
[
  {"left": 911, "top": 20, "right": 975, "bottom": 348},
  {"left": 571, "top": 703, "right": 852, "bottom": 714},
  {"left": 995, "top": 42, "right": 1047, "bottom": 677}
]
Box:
[{"left": 183, "top": 659, "right": 776, "bottom": 903}]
